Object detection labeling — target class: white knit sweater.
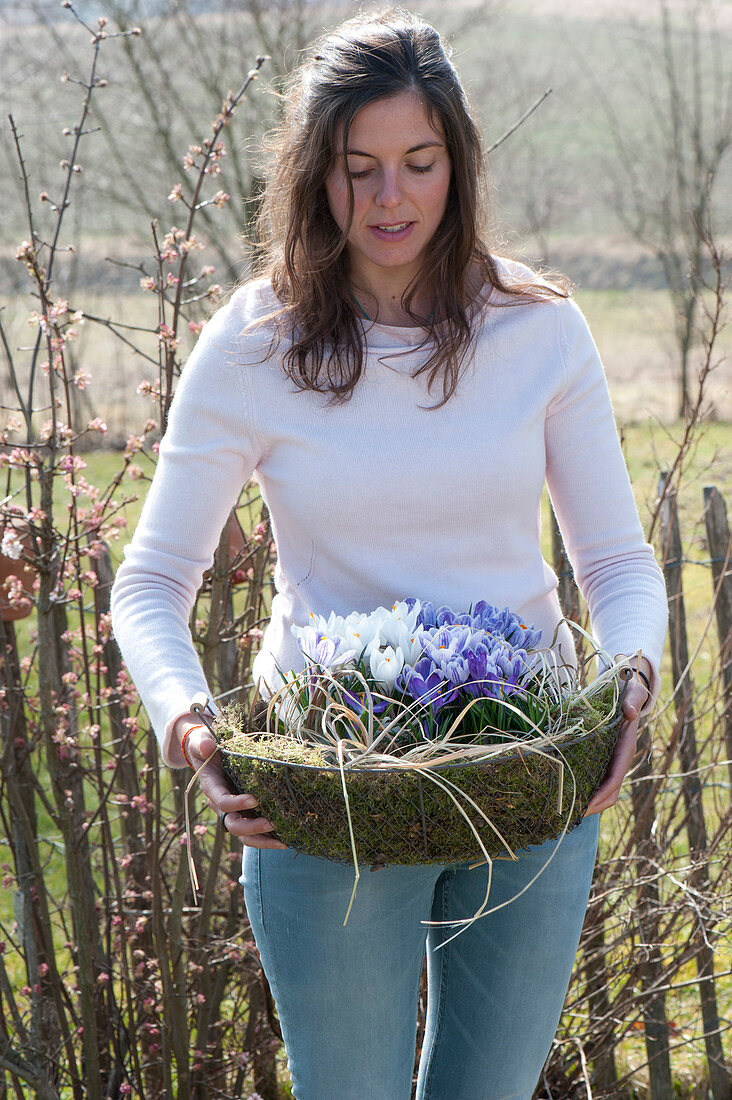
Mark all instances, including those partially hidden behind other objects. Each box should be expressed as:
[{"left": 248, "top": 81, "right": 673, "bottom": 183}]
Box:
[{"left": 111, "top": 263, "right": 668, "bottom": 766}]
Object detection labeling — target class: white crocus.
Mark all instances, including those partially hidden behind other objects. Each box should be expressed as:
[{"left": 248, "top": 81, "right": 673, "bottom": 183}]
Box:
[
  {"left": 377, "top": 602, "right": 421, "bottom": 654},
  {"left": 296, "top": 601, "right": 425, "bottom": 671},
  {"left": 391, "top": 599, "right": 422, "bottom": 631},
  {"left": 345, "top": 608, "right": 386, "bottom": 655},
  {"left": 369, "top": 644, "right": 405, "bottom": 692},
  {"left": 397, "top": 625, "right": 428, "bottom": 665},
  {"left": 339, "top": 611, "right": 375, "bottom": 657}
]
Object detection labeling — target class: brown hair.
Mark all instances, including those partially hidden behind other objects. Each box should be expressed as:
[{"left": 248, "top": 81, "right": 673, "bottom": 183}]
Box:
[{"left": 251, "top": 8, "right": 569, "bottom": 404}]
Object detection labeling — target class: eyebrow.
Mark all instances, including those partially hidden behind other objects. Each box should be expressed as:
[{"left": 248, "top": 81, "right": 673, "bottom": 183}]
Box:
[{"left": 345, "top": 141, "right": 444, "bottom": 157}]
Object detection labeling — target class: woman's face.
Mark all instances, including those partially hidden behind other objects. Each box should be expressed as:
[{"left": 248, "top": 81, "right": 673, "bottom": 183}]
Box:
[{"left": 324, "top": 90, "right": 452, "bottom": 292}]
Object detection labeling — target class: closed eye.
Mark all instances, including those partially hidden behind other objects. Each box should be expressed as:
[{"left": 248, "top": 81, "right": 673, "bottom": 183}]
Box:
[{"left": 348, "top": 163, "right": 435, "bottom": 180}]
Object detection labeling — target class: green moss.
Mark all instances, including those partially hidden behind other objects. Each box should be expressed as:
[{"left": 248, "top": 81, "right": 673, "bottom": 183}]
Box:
[{"left": 213, "top": 696, "right": 621, "bottom": 867}]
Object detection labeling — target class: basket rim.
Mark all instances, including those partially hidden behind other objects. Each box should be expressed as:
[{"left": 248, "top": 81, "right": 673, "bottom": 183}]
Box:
[{"left": 216, "top": 707, "right": 623, "bottom": 776}]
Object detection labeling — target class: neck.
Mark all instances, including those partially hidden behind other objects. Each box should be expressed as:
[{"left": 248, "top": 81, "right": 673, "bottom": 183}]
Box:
[{"left": 349, "top": 274, "right": 432, "bottom": 328}]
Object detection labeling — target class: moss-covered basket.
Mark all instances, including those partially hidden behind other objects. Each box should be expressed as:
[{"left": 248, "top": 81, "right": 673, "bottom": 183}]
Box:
[{"left": 213, "top": 698, "right": 622, "bottom": 867}]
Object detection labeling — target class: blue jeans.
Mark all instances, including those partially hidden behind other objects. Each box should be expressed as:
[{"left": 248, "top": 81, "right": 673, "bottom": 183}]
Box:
[{"left": 240, "top": 813, "right": 600, "bottom": 1100}]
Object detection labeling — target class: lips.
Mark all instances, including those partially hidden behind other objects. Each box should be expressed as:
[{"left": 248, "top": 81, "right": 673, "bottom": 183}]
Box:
[{"left": 369, "top": 221, "right": 415, "bottom": 241}]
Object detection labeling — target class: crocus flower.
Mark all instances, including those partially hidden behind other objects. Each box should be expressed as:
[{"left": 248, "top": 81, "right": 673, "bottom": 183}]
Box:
[
  {"left": 296, "top": 627, "right": 354, "bottom": 669},
  {"left": 369, "top": 644, "right": 405, "bottom": 692},
  {"left": 396, "top": 658, "right": 457, "bottom": 715}
]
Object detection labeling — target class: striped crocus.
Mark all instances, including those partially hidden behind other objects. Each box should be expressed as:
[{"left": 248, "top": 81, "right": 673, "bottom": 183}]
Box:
[{"left": 296, "top": 627, "right": 354, "bottom": 669}]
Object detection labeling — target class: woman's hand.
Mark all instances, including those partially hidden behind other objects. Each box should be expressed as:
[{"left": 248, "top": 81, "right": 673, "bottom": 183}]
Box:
[
  {"left": 584, "top": 658, "right": 652, "bottom": 816},
  {"left": 177, "top": 718, "right": 288, "bottom": 849}
]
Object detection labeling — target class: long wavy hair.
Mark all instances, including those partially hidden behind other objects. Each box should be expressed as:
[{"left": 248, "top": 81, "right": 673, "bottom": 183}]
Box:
[{"left": 252, "top": 8, "right": 569, "bottom": 404}]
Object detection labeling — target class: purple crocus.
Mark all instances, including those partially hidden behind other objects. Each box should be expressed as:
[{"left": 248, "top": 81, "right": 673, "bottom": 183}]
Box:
[
  {"left": 413, "top": 597, "right": 542, "bottom": 652},
  {"left": 341, "top": 687, "right": 389, "bottom": 716},
  {"left": 297, "top": 627, "right": 354, "bottom": 669},
  {"left": 396, "top": 658, "right": 457, "bottom": 715},
  {"left": 463, "top": 644, "right": 502, "bottom": 699}
]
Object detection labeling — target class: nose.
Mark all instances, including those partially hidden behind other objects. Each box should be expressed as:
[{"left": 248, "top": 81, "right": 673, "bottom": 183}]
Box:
[{"left": 375, "top": 169, "right": 403, "bottom": 209}]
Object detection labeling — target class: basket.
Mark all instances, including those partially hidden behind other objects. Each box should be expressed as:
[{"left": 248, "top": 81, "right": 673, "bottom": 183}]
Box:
[{"left": 214, "top": 698, "right": 623, "bottom": 867}]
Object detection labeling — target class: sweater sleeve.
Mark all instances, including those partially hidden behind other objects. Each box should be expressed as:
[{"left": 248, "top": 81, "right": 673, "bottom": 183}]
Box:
[
  {"left": 544, "top": 297, "right": 668, "bottom": 700},
  {"left": 110, "top": 296, "right": 263, "bottom": 765}
]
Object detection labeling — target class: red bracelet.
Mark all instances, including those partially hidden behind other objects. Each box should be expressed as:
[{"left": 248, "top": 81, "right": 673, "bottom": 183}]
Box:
[{"left": 180, "top": 724, "right": 205, "bottom": 768}]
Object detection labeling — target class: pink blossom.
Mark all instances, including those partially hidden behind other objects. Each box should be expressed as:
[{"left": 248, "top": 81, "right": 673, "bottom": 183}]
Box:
[
  {"left": 139, "top": 276, "right": 156, "bottom": 291},
  {"left": 180, "top": 235, "right": 204, "bottom": 255},
  {"left": 168, "top": 183, "right": 183, "bottom": 202},
  {"left": 48, "top": 299, "right": 69, "bottom": 323},
  {"left": 1, "top": 530, "right": 23, "bottom": 560},
  {"left": 212, "top": 190, "right": 230, "bottom": 208},
  {"left": 127, "top": 465, "right": 144, "bottom": 481},
  {"left": 27, "top": 310, "right": 49, "bottom": 333},
  {"left": 16, "top": 240, "right": 35, "bottom": 263},
  {"left": 73, "top": 368, "right": 91, "bottom": 390},
  {"left": 189, "top": 320, "right": 204, "bottom": 335},
  {"left": 58, "top": 454, "right": 87, "bottom": 473},
  {"left": 183, "top": 144, "right": 203, "bottom": 171},
  {"left": 157, "top": 323, "right": 180, "bottom": 349},
  {"left": 87, "top": 417, "right": 107, "bottom": 433}
]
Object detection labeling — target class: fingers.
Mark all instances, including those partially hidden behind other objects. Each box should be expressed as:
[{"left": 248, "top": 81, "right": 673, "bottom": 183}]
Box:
[
  {"left": 181, "top": 726, "right": 288, "bottom": 848},
  {"left": 183, "top": 725, "right": 218, "bottom": 766},
  {"left": 584, "top": 716, "right": 640, "bottom": 816},
  {"left": 620, "top": 678, "right": 649, "bottom": 723},
  {"left": 199, "top": 768, "right": 284, "bottom": 845},
  {"left": 222, "top": 811, "right": 288, "bottom": 849}
]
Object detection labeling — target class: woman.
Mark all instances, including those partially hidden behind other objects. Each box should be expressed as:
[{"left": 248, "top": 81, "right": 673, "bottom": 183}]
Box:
[{"left": 111, "top": 11, "right": 667, "bottom": 1099}]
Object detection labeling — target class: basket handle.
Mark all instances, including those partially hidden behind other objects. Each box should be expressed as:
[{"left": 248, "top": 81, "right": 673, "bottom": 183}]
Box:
[{"left": 190, "top": 692, "right": 218, "bottom": 735}]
